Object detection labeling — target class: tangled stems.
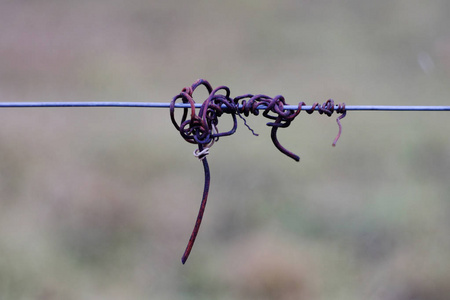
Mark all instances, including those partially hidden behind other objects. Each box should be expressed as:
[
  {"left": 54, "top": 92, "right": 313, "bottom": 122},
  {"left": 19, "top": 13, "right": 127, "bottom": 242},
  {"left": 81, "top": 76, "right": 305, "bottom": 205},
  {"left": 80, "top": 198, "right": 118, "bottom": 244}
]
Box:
[{"left": 170, "top": 79, "right": 346, "bottom": 263}]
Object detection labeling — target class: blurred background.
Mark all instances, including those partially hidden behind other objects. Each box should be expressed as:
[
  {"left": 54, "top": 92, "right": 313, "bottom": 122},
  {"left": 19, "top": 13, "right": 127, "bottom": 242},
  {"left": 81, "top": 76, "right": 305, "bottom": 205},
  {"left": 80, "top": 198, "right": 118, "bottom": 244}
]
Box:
[{"left": 1, "top": 1, "right": 450, "bottom": 299}]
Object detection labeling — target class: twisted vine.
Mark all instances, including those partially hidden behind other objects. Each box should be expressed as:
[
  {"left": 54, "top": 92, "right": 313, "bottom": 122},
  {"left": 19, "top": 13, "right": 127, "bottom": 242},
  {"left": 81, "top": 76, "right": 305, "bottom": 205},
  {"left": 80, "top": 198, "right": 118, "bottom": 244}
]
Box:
[{"left": 170, "top": 79, "right": 346, "bottom": 263}]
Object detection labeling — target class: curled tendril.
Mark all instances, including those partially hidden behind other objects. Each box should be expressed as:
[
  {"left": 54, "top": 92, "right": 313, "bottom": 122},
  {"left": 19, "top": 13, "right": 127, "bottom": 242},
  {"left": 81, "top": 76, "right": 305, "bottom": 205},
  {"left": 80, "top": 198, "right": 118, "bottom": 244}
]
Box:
[{"left": 169, "top": 79, "right": 346, "bottom": 263}]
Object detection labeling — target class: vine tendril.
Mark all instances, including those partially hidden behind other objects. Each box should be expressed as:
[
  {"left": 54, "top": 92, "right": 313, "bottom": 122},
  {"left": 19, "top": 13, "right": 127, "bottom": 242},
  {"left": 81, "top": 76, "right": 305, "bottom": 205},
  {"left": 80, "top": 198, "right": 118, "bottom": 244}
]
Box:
[{"left": 169, "top": 79, "right": 346, "bottom": 263}]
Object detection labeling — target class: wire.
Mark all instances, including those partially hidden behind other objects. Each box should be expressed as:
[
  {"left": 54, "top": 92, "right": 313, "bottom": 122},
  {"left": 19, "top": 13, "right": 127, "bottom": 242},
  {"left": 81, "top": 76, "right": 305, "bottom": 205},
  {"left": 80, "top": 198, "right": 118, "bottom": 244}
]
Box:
[{"left": 0, "top": 102, "right": 449, "bottom": 111}]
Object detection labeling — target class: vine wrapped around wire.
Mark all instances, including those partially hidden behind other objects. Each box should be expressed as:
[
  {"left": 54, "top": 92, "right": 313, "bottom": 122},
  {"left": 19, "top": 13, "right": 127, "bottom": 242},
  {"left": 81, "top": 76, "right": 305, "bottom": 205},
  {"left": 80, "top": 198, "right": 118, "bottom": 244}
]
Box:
[{"left": 170, "top": 79, "right": 346, "bottom": 263}]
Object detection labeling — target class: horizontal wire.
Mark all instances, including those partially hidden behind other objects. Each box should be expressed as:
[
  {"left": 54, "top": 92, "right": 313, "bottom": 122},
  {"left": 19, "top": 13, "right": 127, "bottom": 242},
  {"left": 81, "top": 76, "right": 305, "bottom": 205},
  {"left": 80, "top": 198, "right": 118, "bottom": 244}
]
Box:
[{"left": 0, "top": 102, "right": 449, "bottom": 111}]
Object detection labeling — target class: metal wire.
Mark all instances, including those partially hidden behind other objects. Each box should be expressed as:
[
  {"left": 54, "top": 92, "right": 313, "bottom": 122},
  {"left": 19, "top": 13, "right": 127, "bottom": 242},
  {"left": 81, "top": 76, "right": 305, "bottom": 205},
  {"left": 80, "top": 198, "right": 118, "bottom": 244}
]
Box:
[{"left": 0, "top": 102, "right": 449, "bottom": 111}]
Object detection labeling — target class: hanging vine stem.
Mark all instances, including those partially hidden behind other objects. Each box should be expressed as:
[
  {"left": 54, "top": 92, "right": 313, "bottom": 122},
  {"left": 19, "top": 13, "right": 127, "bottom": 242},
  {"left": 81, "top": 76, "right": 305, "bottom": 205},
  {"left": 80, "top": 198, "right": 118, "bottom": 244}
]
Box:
[{"left": 170, "top": 79, "right": 346, "bottom": 264}]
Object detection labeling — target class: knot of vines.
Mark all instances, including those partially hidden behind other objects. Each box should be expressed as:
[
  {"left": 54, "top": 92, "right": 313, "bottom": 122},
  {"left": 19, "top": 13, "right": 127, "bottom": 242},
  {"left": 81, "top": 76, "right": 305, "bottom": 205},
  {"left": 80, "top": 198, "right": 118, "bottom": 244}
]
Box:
[
  {"left": 170, "top": 79, "right": 346, "bottom": 161},
  {"left": 170, "top": 79, "right": 347, "bottom": 264}
]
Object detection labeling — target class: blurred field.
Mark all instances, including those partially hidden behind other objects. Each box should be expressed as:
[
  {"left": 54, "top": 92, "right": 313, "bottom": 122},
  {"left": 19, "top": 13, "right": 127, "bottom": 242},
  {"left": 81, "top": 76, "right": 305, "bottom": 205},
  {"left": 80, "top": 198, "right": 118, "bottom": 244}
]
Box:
[{"left": 1, "top": 1, "right": 450, "bottom": 299}]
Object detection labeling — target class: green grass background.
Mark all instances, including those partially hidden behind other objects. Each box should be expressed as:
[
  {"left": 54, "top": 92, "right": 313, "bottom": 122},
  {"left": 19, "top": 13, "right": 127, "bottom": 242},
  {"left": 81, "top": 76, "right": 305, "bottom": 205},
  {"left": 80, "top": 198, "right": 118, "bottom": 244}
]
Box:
[{"left": 1, "top": 1, "right": 450, "bottom": 299}]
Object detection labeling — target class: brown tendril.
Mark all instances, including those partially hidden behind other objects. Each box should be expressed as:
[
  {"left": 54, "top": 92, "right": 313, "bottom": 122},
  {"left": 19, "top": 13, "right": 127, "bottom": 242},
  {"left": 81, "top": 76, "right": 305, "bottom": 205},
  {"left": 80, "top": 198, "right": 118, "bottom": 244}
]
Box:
[{"left": 169, "top": 79, "right": 346, "bottom": 263}]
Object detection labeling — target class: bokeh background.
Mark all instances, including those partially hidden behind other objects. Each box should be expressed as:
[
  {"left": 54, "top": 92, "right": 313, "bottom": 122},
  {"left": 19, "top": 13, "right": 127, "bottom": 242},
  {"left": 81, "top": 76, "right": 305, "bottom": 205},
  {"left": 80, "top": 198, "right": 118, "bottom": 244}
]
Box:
[{"left": 1, "top": 1, "right": 450, "bottom": 299}]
